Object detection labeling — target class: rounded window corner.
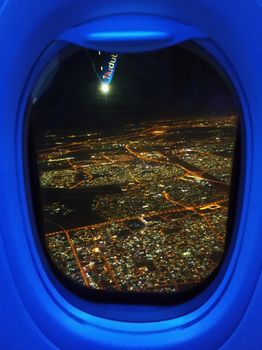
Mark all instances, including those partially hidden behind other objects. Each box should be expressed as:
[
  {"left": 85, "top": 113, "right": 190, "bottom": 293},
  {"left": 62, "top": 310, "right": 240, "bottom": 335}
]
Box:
[{"left": 24, "top": 40, "right": 243, "bottom": 321}]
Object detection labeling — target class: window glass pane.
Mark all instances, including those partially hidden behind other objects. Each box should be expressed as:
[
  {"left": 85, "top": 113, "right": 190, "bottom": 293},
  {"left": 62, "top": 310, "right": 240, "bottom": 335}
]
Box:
[{"left": 28, "top": 45, "right": 239, "bottom": 298}]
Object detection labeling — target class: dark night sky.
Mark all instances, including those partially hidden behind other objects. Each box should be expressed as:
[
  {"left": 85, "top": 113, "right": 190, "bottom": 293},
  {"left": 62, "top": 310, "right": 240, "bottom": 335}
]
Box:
[{"left": 30, "top": 44, "right": 239, "bottom": 132}]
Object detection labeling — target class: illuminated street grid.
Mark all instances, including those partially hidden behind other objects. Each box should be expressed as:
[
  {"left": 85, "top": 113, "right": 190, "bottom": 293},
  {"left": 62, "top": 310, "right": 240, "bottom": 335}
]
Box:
[{"left": 38, "top": 115, "right": 237, "bottom": 293}]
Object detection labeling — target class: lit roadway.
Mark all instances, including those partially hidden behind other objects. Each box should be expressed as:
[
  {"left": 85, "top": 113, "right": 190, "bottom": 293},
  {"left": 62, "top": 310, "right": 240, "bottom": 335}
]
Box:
[
  {"left": 40, "top": 117, "right": 235, "bottom": 290},
  {"left": 46, "top": 196, "right": 228, "bottom": 289}
]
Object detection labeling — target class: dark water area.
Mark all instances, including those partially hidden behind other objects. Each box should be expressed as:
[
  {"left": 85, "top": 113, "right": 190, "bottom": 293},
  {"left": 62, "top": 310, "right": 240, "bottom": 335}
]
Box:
[
  {"left": 41, "top": 185, "right": 122, "bottom": 233},
  {"left": 169, "top": 155, "right": 230, "bottom": 192}
]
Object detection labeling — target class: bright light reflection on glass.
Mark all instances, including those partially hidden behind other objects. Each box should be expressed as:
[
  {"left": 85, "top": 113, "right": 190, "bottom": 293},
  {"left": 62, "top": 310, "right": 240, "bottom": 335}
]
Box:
[{"left": 100, "top": 83, "right": 110, "bottom": 93}]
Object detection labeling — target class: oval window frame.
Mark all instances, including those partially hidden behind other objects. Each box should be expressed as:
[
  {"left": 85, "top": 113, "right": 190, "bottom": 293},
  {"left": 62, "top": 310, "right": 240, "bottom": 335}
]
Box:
[{"left": 23, "top": 37, "right": 244, "bottom": 322}]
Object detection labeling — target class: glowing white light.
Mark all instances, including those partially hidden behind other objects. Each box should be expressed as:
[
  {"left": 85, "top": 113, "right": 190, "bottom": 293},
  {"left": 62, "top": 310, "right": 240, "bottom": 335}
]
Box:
[{"left": 100, "top": 83, "right": 110, "bottom": 93}]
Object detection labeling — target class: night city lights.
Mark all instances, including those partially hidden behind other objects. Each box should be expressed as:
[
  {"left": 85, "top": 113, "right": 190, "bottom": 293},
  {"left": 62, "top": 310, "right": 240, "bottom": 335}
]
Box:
[
  {"left": 37, "top": 115, "right": 237, "bottom": 293},
  {"left": 29, "top": 45, "right": 239, "bottom": 295}
]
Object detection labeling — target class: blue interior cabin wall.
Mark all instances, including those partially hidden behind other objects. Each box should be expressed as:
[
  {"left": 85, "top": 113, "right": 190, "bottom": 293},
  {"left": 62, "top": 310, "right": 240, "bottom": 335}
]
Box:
[{"left": 0, "top": 0, "right": 261, "bottom": 349}]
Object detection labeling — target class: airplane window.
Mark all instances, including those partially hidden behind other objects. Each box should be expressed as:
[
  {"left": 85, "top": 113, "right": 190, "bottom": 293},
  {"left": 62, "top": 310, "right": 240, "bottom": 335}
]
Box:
[{"left": 28, "top": 44, "right": 240, "bottom": 302}]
